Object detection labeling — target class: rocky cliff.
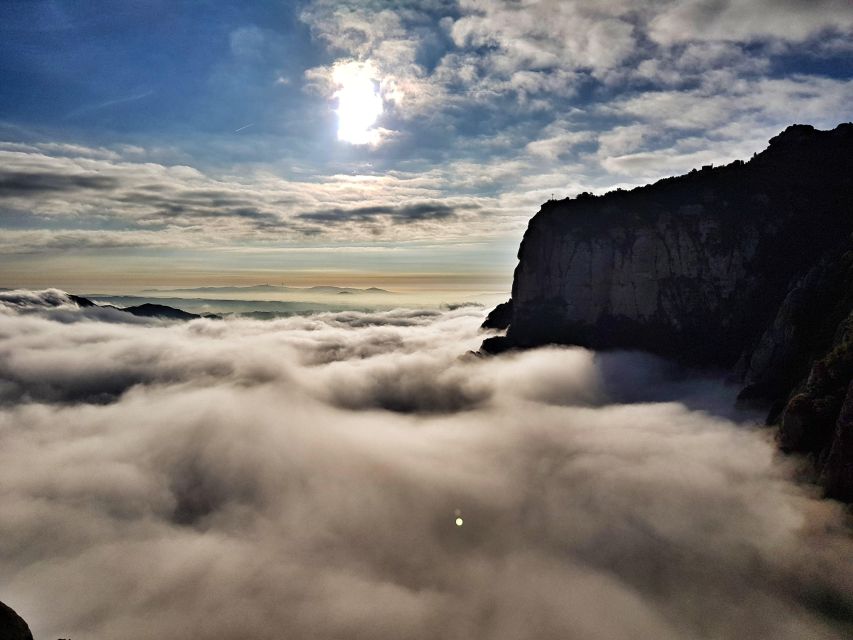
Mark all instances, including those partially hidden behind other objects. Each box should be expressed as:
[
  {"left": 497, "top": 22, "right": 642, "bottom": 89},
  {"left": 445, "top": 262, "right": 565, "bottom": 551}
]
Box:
[
  {"left": 484, "top": 123, "right": 853, "bottom": 499},
  {"left": 0, "top": 601, "right": 33, "bottom": 640}
]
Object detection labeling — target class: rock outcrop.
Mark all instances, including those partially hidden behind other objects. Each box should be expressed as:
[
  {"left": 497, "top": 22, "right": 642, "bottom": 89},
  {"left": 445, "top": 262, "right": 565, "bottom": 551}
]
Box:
[
  {"left": 67, "top": 295, "right": 207, "bottom": 320},
  {"left": 120, "top": 302, "right": 201, "bottom": 320},
  {"left": 0, "top": 601, "right": 33, "bottom": 640},
  {"left": 484, "top": 123, "right": 853, "bottom": 498}
]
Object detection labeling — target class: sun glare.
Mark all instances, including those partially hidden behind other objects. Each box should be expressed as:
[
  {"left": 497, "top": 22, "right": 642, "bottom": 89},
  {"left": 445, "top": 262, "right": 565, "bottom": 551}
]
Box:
[{"left": 333, "top": 62, "right": 384, "bottom": 145}]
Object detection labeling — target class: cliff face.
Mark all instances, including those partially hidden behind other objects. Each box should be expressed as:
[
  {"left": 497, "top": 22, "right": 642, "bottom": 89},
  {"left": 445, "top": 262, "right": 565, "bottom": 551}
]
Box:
[
  {"left": 485, "top": 123, "right": 853, "bottom": 498},
  {"left": 0, "top": 601, "right": 33, "bottom": 640}
]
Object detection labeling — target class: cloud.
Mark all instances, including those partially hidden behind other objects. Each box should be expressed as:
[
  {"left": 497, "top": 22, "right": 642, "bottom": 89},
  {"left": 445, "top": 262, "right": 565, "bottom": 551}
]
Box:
[
  {"left": 0, "top": 146, "right": 507, "bottom": 250},
  {"left": 1, "top": 0, "right": 852, "bottom": 278},
  {"left": 649, "top": 0, "right": 853, "bottom": 45},
  {"left": 229, "top": 26, "right": 267, "bottom": 61},
  {"left": 1, "top": 291, "right": 852, "bottom": 639},
  {"left": 298, "top": 0, "right": 853, "bottom": 134},
  {"left": 63, "top": 91, "right": 155, "bottom": 120},
  {"left": 526, "top": 126, "right": 595, "bottom": 160},
  {"left": 0, "top": 288, "right": 168, "bottom": 327},
  {"left": 0, "top": 170, "right": 117, "bottom": 195},
  {"left": 0, "top": 229, "right": 198, "bottom": 254},
  {"left": 298, "top": 202, "right": 462, "bottom": 225},
  {"left": 450, "top": 1, "right": 638, "bottom": 76},
  {"left": 0, "top": 288, "right": 86, "bottom": 309},
  {"left": 607, "top": 75, "right": 853, "bottom": 132},
  {"left": 294, "top": 0, "right": 852, "bottom": 206},
  {"left": 591, "top": 75, "right": 853, "bottom": 180}
]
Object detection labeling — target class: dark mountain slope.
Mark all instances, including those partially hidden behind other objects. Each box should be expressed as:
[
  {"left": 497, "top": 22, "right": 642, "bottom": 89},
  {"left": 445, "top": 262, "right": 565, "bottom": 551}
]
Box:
[
  {"left": 63, "top": 295, "right": 204, "bottom": 321},
  {"left": 0, "top": 601, "right": 33, "bottom": 640},
  {"left": 121, "top": 302, "right": 201, "bottom": 320},
  {"left": 484, "top": 123, "right": 853, "bottom": 498}
]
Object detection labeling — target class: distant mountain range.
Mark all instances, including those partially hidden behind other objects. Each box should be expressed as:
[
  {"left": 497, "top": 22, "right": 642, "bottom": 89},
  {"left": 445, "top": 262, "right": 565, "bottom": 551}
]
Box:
[
  {"left": 78, "top": 296, "right": 213, "bottom": 320},
  {"left": 84, "top": 294, "right": 369, "bottom": 317},
  {"left": 0, "top": 289, "right": 210, "bottom": 321},
  {"left": 141, "top": 285, "right": 392, "bottom": 295}
]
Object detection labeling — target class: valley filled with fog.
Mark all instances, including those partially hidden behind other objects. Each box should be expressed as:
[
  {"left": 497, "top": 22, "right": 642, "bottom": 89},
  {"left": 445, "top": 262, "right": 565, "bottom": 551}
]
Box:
[{"left": 1, "top": 291, "right": 851, "bottom": 639}]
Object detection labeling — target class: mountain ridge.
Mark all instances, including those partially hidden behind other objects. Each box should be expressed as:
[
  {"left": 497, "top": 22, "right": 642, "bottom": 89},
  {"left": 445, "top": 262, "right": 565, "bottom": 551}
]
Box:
[
  {"left": 141, "top": 285, "right": 392, "bottom": 295},
  {"left": 483, "top": 122, "right": 853, "bottom": 499},
  {"left": 0, "top": 601, "right": 33, "bottom": 640}
]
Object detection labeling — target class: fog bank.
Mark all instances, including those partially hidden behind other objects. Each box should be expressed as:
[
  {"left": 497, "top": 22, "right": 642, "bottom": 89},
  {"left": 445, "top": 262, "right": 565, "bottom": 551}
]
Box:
[{"left": 0, "top": 291, "right": 851, "bottom": 639}]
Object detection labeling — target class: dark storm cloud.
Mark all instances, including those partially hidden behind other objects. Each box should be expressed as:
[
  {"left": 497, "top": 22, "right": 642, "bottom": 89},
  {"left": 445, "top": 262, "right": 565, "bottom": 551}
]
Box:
[
  {"left": 298, "top": 202, "right": 461, "bottom": 225},
  {"left": 1, "top": 291, "right": 852, "bottom": 640},
  {"left": 0, "top": 170, "right": 117, "bottom": 195}
]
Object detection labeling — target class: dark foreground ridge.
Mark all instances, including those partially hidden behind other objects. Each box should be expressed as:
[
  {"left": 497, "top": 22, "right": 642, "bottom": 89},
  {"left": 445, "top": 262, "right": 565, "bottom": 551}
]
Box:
[
  {"left": 73, "top": 296, "right": 211, "bottom": 321},
  {"left": 483, "top": 123, "right": 853, "bottom": 500},
  {"left": 0, "top": 289, "right": 206, "bottom": 322},
  {"left": 0, "top": 601, "right": 33, "bottom": 640},
  {"left": 120, "top": 302, "right": 202, "bottom": 320}
]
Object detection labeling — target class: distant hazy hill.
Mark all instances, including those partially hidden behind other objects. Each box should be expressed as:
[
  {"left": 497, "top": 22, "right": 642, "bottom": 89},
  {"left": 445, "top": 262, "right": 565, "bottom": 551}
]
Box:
[
  {"left": 65, "top": 295, "right": 208, "bottom": 321},
  {"left": 86, "top": 294, "right": 364, "bottom": 317},
  {"left": 120, "top": 303, "right": 203, "bottom": 320},
  {"left": 142, "top": 284, "right": 392, "bottom": 295},
  {"left": 484, "top": 123, "right": 853, "bottom": 500}
]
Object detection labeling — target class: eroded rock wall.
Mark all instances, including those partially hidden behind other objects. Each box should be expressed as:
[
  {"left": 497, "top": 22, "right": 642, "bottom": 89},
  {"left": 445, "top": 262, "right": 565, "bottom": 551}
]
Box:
[{"left": 485, "top": 123, "right": 853, "bottom": 497}]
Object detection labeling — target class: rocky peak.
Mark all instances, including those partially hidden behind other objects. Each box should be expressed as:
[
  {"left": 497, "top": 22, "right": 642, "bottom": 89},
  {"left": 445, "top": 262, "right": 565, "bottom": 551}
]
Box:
[
  {"left": 483, "top": 123, "right": 853, "bottom": 498},
  {"left": 0, "top": 601, "right": 33, "bottom": 640}
]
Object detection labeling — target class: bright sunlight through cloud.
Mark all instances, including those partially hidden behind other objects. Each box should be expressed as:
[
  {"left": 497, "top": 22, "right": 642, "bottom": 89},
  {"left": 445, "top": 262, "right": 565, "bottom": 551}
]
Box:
[{"left": 333, "top": 61, "right": 383, "bottom": 145}]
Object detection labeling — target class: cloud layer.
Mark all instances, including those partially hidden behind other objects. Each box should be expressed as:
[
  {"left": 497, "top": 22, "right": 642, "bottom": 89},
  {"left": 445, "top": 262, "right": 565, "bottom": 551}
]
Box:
[
  {"left": 1, "top": 292, "right": 852, "bottom": 639},
  {"left": 2, "top": 1, "right": 851, "bottom": 281}
]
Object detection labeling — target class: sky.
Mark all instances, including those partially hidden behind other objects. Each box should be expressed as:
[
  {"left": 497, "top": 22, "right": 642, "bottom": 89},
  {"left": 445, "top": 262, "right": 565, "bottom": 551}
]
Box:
[{"left": 0, "top": 0, "right": 851, "bottom": 295}]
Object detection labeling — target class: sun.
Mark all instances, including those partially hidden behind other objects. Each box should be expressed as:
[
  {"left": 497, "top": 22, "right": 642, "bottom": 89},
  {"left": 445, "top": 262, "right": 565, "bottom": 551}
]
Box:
[{"left": 333, "top": 62, "right": 384, "bottom": 145}]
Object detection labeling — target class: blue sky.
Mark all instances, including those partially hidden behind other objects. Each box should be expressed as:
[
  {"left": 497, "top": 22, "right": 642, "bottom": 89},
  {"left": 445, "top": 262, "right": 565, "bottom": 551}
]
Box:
[{"left": 0, "top": 0, "right": 851, "bottom": 294}]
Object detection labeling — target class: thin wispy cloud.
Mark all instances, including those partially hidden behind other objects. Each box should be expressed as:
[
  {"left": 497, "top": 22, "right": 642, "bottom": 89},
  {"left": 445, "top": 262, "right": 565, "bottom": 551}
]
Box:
[{"left": 63, "top": 90, "right": 155, "bottom": 119}]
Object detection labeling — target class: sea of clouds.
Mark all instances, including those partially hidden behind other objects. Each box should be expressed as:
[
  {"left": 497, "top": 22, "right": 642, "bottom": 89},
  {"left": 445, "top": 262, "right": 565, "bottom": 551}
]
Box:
[{"left": 1, "top": 290, "right": 851, "bottom": 639}]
